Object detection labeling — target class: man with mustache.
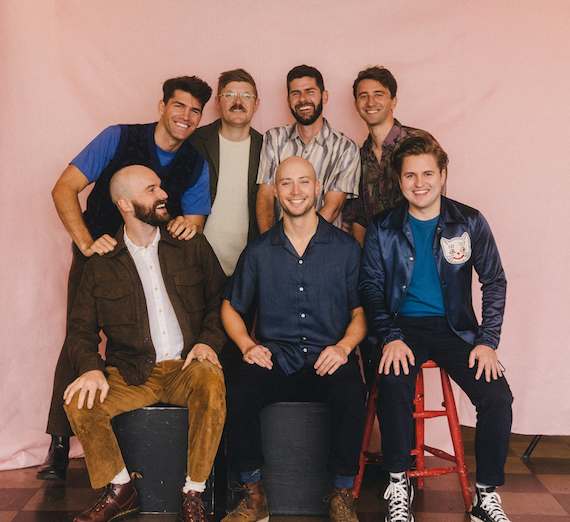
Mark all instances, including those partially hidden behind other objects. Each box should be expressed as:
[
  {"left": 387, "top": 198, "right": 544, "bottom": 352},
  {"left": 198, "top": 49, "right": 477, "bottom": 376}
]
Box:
[
  {"left": 256, "top": 65, "right": 361, "bottom": 233},
  {"left": 38, "top": 76, "right": 214, "bottom": 482},
  {"left": 222, "top": 157, "right": 367, "bottom": 522},
  {"left": 190, "top": 68, "right": 262, "bottom": 277},
  {"left": 63, "top": 165, "right": 227, "bottom": 522}
]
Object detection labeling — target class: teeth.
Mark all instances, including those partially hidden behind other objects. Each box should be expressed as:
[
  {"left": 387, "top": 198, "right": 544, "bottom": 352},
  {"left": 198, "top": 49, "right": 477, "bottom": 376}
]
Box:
[{"left": 175, "top": 122, "right": 189, "bottom": 128}]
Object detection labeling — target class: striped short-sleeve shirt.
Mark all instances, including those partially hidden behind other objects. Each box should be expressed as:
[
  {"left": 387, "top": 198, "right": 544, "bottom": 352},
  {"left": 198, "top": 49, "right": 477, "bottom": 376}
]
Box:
[{"left": 256, "top": 118, "right": 361, "bottom": 228}]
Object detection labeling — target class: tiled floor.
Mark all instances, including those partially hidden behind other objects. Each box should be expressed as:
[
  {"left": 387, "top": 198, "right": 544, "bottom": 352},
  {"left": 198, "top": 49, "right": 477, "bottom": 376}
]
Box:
[{"left": 1, "top": 429, "right": 569, "bottom": 521}]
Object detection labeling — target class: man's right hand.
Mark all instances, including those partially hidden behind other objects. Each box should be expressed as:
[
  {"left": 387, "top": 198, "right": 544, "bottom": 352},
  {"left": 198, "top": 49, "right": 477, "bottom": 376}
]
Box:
[
  {"left": 242, "top": 344, "right": 273, "bottom": 370},
  {"left": 81, "top": 235, "right": 117, "bottom": 257},
  {"left": 379, "top": 339, "right": 415, "bottom": 376},
  {"left": 63, "top": 370, "right": 109, "bottom": 409}
]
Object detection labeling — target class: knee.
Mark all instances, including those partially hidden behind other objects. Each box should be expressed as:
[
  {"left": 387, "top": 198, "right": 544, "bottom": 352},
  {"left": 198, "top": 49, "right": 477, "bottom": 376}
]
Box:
[
  {"left": 477, "top": 380, "right": 513, "bottom": 414},
  {"left": 188, "top": 362, "right": 226, "bottom": 407}
]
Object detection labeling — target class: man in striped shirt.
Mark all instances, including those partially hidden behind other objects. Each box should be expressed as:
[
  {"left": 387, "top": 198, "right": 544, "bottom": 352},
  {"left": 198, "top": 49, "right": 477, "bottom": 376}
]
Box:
[{"left": 256, "top": 65, "right": 361, "bottom": 232}]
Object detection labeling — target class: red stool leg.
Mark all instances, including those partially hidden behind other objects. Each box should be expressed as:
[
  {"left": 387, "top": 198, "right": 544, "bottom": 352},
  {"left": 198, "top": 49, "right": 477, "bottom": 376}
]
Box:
[
  {"left": 439, "top": 368, "right": 473, "bottom": 511},
  {"left": 411, "top": 365, "right": 426, "bottom": 489},
  {"left": 353, "top": 376, "right": 379, "bottom": 498}
]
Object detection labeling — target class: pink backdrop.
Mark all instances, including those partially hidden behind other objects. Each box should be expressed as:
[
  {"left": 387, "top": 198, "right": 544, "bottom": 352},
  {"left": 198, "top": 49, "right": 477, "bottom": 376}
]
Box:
[{"left": 2, "top": 0, "right": 569, "bottom": 470}]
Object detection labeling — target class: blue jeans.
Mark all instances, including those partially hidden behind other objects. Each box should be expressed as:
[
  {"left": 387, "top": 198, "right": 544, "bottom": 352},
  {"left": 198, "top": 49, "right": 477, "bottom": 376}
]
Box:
[{"left": 377, "top": 316, "right": 513, "bottom": 486}]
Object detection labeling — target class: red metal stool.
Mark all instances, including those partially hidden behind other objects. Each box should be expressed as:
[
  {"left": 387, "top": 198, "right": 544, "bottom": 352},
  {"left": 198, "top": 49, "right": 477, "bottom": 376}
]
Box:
[{"left": 353, "top": 360, "right": 472, "bottom": 511}]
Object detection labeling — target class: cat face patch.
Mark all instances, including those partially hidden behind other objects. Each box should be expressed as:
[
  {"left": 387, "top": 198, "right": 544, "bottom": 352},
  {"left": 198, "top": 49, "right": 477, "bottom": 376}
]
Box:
[{"left": 440, "top": 232, "right": 471, "bottom": 264}]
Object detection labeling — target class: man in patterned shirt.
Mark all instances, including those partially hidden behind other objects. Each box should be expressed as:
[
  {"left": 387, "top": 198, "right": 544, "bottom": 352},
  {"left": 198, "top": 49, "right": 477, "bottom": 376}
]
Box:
[
  {"left": 256, "top": 64, "right": 361, "bottom": 232},
  {"left": 343, "top": 66, "right": 434, "bottom": 246}
]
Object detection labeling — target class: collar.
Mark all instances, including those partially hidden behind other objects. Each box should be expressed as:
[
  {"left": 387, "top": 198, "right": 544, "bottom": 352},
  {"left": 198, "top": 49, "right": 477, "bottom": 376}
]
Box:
[
  {"left": 106, "top": 224, "right": 181, "bottom": 258},
  {"left": 288, "top": 118, "right": 331, "bottom": 147},
  {"left": 381, "top": 197, "right": 468, "bottom": 229},
  {"left": 124, "top": 226, "right": 160, "bottom": 256},
  {"left": 270, "top": 214, "right": 333, "bottom": 246}
]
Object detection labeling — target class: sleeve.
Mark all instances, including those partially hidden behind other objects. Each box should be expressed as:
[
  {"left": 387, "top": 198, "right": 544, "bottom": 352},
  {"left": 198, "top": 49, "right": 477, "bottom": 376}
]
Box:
[
  {"left": 325, "top": 138, "right": 361, "bottom": 197},
  {"left": 70, "top": 126, "right": 121, "bottom": 182},
  {"left": 64, "top": 261, "right": 107, "bottom": 377},
  {"left": 472, "top": 214, "right": 507, "bottom": 349},
  {"left": 358, "top": 223, "right": 404, "bottom": 350},
  {"left": 256, "top": 130, "right": 278, "bottom": 185},
  {"left": 222, "top": 245, "right": 258, "bottom": 315},
  {"left": 181, "top": 160, "right": 211, "bottom": 215},
  {"left": 192, "top": 237, "right": 228, "bottom": 353}
]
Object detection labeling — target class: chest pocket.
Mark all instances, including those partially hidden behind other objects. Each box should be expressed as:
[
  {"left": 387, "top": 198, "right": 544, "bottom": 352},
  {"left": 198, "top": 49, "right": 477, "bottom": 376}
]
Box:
[
  {"left": 172, "top": 270, "right": 205, "bottom": 313},
  {"left": 94, "top": 282, "right": 136, "bottom": 326}
]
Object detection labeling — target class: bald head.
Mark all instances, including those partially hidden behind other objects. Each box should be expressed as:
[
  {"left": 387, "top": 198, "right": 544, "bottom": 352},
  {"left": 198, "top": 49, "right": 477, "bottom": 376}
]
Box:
[
  {"left": 275, "top": 156, "right": 317, "bottom": 185},
  {"left": 110, "top": 165, "right": 159, "bottom": 205}
]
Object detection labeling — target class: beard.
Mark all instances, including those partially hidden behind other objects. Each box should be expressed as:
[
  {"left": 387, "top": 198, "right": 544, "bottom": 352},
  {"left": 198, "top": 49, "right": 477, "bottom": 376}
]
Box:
[
  {"left": 133, "top": 199, "right": 170, "bottom": 226},
  {"left": 290, "top": 98, "right": 323, "bottom": 126}
]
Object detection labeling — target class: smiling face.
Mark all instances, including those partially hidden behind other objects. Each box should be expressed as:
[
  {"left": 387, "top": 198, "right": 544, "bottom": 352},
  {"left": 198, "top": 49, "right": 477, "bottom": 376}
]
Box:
[
  {"left": 157, "top": 89, "right": 203, "bottom": 150},
  {"left": 216, "top": 81, "right": 259, "bottom": 128},
  {"left": 274, "top": 157, "right": 320, "bottom": 218},
  {"left": 399, "top": 153, "right": 446, "bottom": 220},
  {"left": 288, "top": 77, "right": 328, "bottom": 126},
  {"left": 354, "top": 79, "right": 397, "bottom": 128},
  {"left": 129, "top": 168, "right": 170, "bottom": 225}
]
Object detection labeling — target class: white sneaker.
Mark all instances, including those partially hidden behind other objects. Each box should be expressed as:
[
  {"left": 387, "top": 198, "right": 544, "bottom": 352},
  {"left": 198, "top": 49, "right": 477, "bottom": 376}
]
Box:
[
  {"left": 383, "top": 473, "right": 414, "bottom": 522},
  {"left": 470, "top": 486, "right": 511, "bottom": 522}
]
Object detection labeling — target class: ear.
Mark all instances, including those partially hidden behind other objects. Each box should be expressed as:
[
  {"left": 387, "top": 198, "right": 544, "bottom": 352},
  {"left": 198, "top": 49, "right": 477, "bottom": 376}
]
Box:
[
  {"left": 158, "top": 99, "right": 165, "bottom": 117},
  {"left": 253, "top": 97, "right": 260, "bottom": 114},
  {"left": 315, "top": 179, "right": 321, "bottom": 196},
  {"left": 391, "top": 95, "right": 398, "bottom": 112},
  {"left": 117, "top": 196, "right": 133, "bottom": 214},
  {"left": 321, "top": 89, "right": 329, "bottom": 105},
  {"left": 214, "top": 95, "right": 221, "bottom": 112},
  {"left": 273, "top": 183, "right": 279, "bottom": 200}
]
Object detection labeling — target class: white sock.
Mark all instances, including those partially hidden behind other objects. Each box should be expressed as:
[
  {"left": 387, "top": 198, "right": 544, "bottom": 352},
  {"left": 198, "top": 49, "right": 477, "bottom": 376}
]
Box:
[
  {"left": 110, "top": 467, "right": 130, "bottom": 485},
  {"left": 182, "top": 476, "right": 206, "bottom": 493},
  {"left": 390, "top": 471, "right": 407, "bottom": 481}
]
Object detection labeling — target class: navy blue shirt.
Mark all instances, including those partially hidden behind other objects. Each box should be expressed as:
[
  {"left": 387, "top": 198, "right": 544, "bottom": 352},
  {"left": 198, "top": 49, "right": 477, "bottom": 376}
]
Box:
[{"left": 224, "top": 216, "right": 362, "bottom": 375}]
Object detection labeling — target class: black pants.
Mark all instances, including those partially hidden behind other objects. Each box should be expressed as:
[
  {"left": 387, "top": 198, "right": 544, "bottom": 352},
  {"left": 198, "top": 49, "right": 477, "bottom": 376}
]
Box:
[
  {"left": 377, "top": 316, "right": 513, "bottom": 486},
  {"left": 46, "top": 243, "right": 88, "bottom": 437},
  {"left": 226, "top": 355, "right": 367, "bottom": 477}
]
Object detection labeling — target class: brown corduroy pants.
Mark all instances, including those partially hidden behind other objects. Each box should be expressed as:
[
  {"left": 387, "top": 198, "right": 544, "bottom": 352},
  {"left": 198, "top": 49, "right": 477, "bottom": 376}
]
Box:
[{"left": 65, "top": 359, "right": 226, "bottom": 489}]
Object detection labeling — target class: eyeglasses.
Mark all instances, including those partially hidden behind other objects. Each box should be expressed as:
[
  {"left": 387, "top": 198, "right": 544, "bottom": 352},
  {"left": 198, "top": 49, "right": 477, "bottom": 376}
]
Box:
[{"left": 219, "top": 91, "right": 257, "bottom": 102}]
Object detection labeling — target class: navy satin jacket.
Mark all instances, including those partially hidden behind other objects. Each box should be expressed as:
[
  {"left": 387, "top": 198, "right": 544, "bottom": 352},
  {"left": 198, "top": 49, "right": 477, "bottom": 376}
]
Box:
[{"left": 359, "top": 196, "right": 506, "bottom": 357}]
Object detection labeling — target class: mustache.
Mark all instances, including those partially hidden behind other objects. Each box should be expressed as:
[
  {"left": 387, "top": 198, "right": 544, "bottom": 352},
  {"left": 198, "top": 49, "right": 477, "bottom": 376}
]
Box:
[
  {"left": 230, "top": 104, "right": 246, "bottom": 111},
  {"left": 153, "top": 199, "right": 168, "bottom": 210}
]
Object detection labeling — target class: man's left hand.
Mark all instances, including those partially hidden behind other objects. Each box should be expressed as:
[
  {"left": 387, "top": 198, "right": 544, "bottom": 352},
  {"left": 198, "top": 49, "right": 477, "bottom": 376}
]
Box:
[
  {"left": 314, "top": 344, "right": 350, "bottom": 376},
  {"left": 182, "top": 343, "right": 222, "bottom": 370},
  {"left": 167, "top": 216, "right": 198, "bottom": 240},
  {"left": 469, "top": 345, "right": 503, "bottom": 382}
]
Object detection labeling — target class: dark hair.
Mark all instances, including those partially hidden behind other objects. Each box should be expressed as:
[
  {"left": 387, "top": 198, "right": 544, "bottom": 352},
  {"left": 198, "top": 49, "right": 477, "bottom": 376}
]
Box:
[
  {"left": 217, "top": 68, "right": 258, "bottom": 97},
  {"left": 162, "top": 76, "right": 212, "bottom": 108},
  {"left": 352, "top": 66, "right": 397, "bottom": 99},
  {"left": 391, "top": 133, "right": 449, "bottom": 176},
  {"left": 286, "top": 65, "right": 325, "bottom": 94}
]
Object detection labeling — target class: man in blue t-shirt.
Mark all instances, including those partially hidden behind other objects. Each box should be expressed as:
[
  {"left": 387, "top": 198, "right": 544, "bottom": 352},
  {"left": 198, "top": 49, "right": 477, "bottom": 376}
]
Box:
[
  {"left": 221, "top": 156, "right": 367, "bottom": 522},
  {"left": 38, "top": 76, "right": 213, "bottom": 482},
  {"left": 359, "top": 135, "right": 513, "bottom": 522}
]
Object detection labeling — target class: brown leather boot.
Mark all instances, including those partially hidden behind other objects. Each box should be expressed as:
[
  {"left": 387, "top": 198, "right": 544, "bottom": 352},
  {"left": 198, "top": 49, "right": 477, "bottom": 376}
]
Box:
[
  {"left": 36, "top": 435, "right": 70, "bottom": 481},
  {"left": 178, "top": 489, "right": 211, "bottom": 522},
  {"left": 222, "top": 479, "right": 269, "bottom": 522},
  {"left": 328, "top": 488, "right": 359, "bottom": 522},
  {"left": 74, "top": 478, "right": 139, "bottom": 522}
]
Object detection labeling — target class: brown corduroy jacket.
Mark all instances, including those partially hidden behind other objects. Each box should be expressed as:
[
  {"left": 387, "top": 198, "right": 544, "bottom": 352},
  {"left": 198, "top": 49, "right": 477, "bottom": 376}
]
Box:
[{"left": 65, "top": 225, "right": 227, "bottom": 385}]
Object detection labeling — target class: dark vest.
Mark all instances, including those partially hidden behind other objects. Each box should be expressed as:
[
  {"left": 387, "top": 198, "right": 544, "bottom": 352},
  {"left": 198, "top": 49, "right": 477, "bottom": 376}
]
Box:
[{"left": 82, "top": 123, "right": 204, "bottom": 239}]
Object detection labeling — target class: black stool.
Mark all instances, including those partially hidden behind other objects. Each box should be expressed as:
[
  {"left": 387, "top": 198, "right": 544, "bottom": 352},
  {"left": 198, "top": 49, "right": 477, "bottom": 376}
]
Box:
[
  {"left": 227, "top": 402, "right": 331, "bottom": 515},
  {"left": 112, "top": 404, "right": 215, "bottom": 514}
]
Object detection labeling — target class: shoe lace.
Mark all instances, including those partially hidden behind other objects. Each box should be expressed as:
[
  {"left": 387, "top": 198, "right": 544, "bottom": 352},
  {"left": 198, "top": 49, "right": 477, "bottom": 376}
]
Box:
[
  {"left": 383, "top": 480, "right": 410, "bottom": 521},
  {"left": 323, "top": 490, "right": 357, "bottom": 513},
  {"left": 182, "top": 494, "right": 207, "bottom": 521},
  {"left": 228, "top": 481, "right": 254, "bottom": 510},
  {"left": 479, "top": 491, "right": 509, "bottom": 522}
]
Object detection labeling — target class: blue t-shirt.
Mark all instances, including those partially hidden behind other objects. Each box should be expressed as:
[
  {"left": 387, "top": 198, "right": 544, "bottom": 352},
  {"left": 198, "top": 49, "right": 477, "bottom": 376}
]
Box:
[
  {"left": 71, "top": 125, "right": 211, "bottom": 215},
  {"left": 224, "top": 216, "right": 362, "bottom": 375},
  {"left": 400, "top": 214, "right": 445, "bottom": 317}
]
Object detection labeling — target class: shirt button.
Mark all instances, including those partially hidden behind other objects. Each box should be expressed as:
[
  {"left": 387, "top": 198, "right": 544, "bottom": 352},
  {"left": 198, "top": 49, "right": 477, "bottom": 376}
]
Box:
[
  {"left": 302, "top": 336, "right": 307, "bottom": 341},
  {"left": 299, "top": 260, "right": 303, "bottom": 264},
  {"left": 402, "top": 285, "right": 407, "bottom": 290},
  {"left": 300, "top": 313, "right": 306, "bottom": 318},
  {"left": 144, "top": 337, "right": 149, "bottom": 343},
  {"left": 409, "top": 257, "right": 414, "bottom": 261},
  {"left": 299, "top": 287, "right": 304, "bottom": 292},
  {"left": 303, "top": 348, "right": 308, "bottom": 353}
]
